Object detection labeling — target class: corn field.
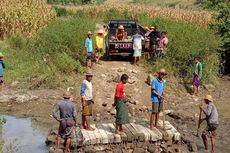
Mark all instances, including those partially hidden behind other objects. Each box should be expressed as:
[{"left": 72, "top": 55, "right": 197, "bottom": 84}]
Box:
[
  {"left": 0, "top": 0, "right": 56, "bottom": 39},
  {"left": 63, "top": 4, "right": 213, "bottom": 26}
]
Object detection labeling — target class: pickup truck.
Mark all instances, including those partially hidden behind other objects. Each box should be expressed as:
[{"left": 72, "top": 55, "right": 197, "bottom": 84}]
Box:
[{"left": 105, "top": 20, "right": 146, "bottom": 59}]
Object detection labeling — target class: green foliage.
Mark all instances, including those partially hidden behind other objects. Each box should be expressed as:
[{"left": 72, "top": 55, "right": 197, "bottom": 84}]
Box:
[
  {"left": 4, "top": 16, "right": 96, "bottom": 88},
  {"left": 53, "top": 6, "right": 68, "bottom": 17}
]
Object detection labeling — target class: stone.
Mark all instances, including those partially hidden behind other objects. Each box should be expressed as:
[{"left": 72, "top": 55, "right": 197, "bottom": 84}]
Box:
[
  {"left": 102, "top": 102, "right": 107, "bottom": 107},
  {"left": 190, "top": 142, "right": 198, "bottom": 152},
  {"left": 131, "top": 69, "right": 138, "bottom": 74},
  {"left": 101, "top": 74, "right": 107, "bottom": 78},
  {"left": 203, "top": 84, "right": 215, "bottom": 91},
  {"left": 133, "top": 148, "right": 145, "bottom": 153},
  {"left": 11, "top": 81, "right": 19, "bottom": 87},
  {"left": 113, "top": 74, "right": 121, "bottom": 83},
  {"left": 110, "top": 108, "right": 116, "bottom": 115},
  {"left": 147, "top": 74, "right": 155, "bottom": 85},
  {"left": 148, "top": 144, "right": 157, "bottom": 153}
]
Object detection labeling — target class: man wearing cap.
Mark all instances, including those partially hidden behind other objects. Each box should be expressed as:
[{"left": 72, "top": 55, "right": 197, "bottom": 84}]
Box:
[
  {"left": 85, "top": 31, "right": 94, "bottom": 68},
  {"left": 150, "top": 69, "right": 167, "bottom": 129},
  {"left": 0, "top": 52, "right": 5, "bottom": 94},
  {"left": 95, "top": 27, "right": 108, "bottom": 64},
  {"left": 199, "top": 95, "right": 218, "bottom": 153},
  {"left": 52, "top": 91, "right": 77, "bottom": 153},
  {"left": 80, "top": 72, "right": 94, "bottom": 130}
]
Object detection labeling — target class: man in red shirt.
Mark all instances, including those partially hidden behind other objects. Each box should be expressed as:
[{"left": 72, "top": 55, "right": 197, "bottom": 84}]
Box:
[{"left": 114, "top": 74, "right": 129, "bottom": 134}]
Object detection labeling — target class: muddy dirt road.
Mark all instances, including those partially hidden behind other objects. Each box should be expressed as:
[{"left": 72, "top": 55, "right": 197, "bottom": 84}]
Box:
[{"left": 1, "top": 60, "right": 230, "bottom": 152}]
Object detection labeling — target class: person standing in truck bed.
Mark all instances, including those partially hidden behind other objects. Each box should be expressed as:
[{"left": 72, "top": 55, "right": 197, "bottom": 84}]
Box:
[{"left": 116, "top": 25, "right": 127, "bottom": 41}]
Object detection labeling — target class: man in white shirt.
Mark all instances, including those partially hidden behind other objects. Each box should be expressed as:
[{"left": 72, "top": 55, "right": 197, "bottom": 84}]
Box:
[
  {"left": 80, "top": 72, "right": 94, "bottom": 130},
  {"left": 133, "top": 31, "right": 144, "bottom": 66}
]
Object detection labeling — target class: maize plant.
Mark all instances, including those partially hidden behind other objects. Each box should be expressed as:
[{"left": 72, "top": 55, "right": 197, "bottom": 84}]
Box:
[
  {"left": 63, "top": 3, "right": 213, "bottom": 26},
  {"left": 0, "top": 0, "right": 56, "bottom": 39}
]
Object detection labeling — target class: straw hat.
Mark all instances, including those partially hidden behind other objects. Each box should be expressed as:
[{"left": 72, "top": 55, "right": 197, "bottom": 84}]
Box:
[
  {"left": 85, "top": 71, "right": 93, "bottom": 76},
  {"left": 204, "top": 95, "right": 213, "bottom": 102},
  {"left": 97, "top": 29, "right": 104, "bottom": 34},
  {"left": 87, "top": 31, "right": 93, "bottom": 35},
  {"left": 118, "top": 25, "right": 124, "bottom": 30},
  {"left": 63, "top": 91, "right": 71, "bottom": 98},
  {"left": 150, "top": 26, "right": 155, "bottom": 29},
  {"left": 158, "top": 69, "right": 167, "bottom": 75},
  {"left": 0, "top": 52, "right": 4, "bottom": 57}
]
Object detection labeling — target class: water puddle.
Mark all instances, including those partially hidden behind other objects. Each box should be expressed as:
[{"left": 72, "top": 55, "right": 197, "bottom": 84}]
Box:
[{"left": 2, "top": 115, "right": 48, "bottom": 153}]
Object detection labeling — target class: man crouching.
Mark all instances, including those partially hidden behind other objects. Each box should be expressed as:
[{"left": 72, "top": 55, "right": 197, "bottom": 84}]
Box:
[{"left": 52, "top": 91, "right": 77, "bottom": 153}]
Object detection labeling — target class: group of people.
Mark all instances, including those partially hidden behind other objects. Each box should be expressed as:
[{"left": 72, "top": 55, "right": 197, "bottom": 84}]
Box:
[
  {"left": 145, "top": 26, "right": 168, "bottom": 57},
  {"left": 85, "top": 28, "right": 108, "bottom": 68},
  {"left": 52, "top": 57, "right": 219, "bottom": 153}
]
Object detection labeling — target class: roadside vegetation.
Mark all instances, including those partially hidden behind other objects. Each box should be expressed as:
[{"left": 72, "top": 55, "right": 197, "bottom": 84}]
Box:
[
  {"left": 132, "top": 0, "right": 202, "bottom": 10},
  {"left": 0, "top": 0, "right": 220, "bottom": 88}
]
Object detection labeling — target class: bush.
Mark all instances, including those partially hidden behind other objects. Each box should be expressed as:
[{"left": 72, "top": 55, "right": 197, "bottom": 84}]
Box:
[{"left": 4, "top": 16, "right": 96, "bottom": 88}]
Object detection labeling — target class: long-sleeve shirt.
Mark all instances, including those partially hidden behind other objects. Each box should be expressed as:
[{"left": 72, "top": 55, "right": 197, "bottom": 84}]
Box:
[
  {"left": 52, "top": 100, "right": 77, "bottom": 120},
  {"left": 95, "top": 32, "right": 107, "bottom": 49},
  {"left": 205, "top": 103, "right": 218, "bottom": 125},
  {"left": 80, "top": 80, "right": 93, "bottom": 100}
]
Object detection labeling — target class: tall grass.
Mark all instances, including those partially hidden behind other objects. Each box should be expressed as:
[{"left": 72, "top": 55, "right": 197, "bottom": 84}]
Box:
[
  {"left": 2, "top": 16, "right": 97, "bottom": 88},
  {"left": 2, "top": 10, "right": 219, "bottom": 88},
  {"left": 0, "top": 0, "right": 56, "bottom": 39}
]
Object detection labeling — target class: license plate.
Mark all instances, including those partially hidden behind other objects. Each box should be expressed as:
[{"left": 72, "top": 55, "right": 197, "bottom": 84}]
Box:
[{"left": 114, "top": 43, "right": 132, "bottom": 49}]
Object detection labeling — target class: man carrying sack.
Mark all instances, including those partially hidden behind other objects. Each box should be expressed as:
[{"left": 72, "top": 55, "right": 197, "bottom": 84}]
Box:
[
  {"left": 199, "top": 95, "right": 219, "bottom": 153},
  {"left": 80, "top": 72, "right": 95, "bottom": 131}
]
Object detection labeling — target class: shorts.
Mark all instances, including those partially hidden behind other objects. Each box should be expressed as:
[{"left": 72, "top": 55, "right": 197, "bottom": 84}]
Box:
[
  {"left": 152, "top": 102, "right": 163, "bottom": 113},
  {"left": 86, "top": 52, "right": 94, "bottom": 60},
  {"left": 133, "top": 49, "right": 142, "bottom": 57},
  {"left": 202, "top": 124, "right": 218, "bottom": 138},
  {"left": 58, "top": 118, "right": 75, "bottom": 139},
  {"left": 82, "top": 100, "right": 93, "bottom": 116},
  {"left": 192, "top": 75, "right": 201, "bottom": 87},
  {"left": 96, "top": 48, "right": 104, "bottom": 57}
]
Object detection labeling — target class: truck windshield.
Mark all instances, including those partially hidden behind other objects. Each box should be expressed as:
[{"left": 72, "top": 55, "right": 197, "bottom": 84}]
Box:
[{"left": 109, "top": 22, "right": 137, "bottom": 29}]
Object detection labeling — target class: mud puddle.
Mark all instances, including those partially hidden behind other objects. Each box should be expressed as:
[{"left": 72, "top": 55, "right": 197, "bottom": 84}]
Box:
[{"left": 2, "top": 115, "right": 48, "bottom": 153}]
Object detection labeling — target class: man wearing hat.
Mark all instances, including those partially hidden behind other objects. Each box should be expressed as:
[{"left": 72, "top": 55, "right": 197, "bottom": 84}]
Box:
[
  {"left": 85, "top": 31, "right": 94, "bottom": 68},
  {"left": 0, "top": 52, "right": 5, "bottom": 94},
  {"left": 116, "top": 25, "right": 127, "bottom": 41},
  {"left": 199, "top": 95, "right": 218, "bottom": 153},
  {"left": 95, "top": 27, "right": 108, "bottom": 64},
  {"left": 80, "top": 72, "right": 94, "bottom": 130},
  {"left": 150, "top": 69, "right": 167, "bottom": 129},
  {"left": 52, "top": 90, "right": 77, "bottom": 153}
]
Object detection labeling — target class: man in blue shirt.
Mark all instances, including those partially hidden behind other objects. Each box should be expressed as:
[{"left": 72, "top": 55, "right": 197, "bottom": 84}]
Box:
[
  {"left": 150, "top": 69, "right": 167, "bottom": 129},
  {"left": 85, "top": 31, "right": 94, "bottom": 68}
]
